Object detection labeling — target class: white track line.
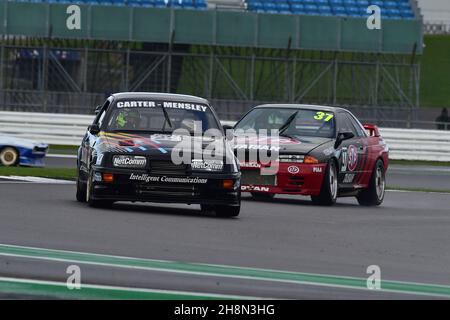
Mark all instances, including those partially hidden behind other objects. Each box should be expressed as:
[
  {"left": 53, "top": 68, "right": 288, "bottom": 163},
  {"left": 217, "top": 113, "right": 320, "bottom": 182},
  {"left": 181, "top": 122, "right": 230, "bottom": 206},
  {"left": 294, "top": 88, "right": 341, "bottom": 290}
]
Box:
[
  {"left": 47, "top": 154, "right": 77, "bottom": 159},
  {"left": 0, "top": 176, "right": 74, "bottom": 184},
  {"left": 0, "top": 276, "right": 267, "bottom": 300}
]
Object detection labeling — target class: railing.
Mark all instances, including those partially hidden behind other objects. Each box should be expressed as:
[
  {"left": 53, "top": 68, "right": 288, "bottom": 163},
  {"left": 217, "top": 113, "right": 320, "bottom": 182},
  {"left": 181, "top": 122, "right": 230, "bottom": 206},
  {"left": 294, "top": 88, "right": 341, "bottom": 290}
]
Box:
[{"left": 1, "top": 111, "right": 450, "bottom": 162}]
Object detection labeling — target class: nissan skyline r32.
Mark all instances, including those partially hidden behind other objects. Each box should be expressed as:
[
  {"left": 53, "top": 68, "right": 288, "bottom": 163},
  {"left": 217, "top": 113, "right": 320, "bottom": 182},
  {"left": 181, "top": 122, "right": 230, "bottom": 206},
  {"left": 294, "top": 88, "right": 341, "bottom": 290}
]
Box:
[
  {"left": 231, "top": 104, "right": 389, "bottom": 206},
  {"left": 76, "top": 93, "right": 241, "bottom": 217}
]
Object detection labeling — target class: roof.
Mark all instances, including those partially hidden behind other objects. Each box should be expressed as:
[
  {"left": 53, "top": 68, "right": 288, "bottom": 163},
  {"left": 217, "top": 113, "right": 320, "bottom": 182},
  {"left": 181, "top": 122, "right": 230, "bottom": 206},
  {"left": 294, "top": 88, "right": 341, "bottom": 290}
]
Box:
[
  {"left": 110, "top": 92, "right": 210, "bottom": 105},
  {"left": 253, "top": 104, "right": 348, "bottom": 113}
]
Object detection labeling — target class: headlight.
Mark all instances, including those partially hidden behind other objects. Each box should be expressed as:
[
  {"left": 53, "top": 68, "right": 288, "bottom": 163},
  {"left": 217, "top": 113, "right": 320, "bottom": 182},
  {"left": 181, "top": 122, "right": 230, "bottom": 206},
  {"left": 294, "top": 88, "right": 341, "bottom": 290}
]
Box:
[
  {"left": 278, "top": 155, "right": 304, "bottom": 163},
  {"left": 112, "top": 155, "right": 147, "bottom": 168},
  {"left": 191, "top": 159, "right": 224, "bottom": 171}
]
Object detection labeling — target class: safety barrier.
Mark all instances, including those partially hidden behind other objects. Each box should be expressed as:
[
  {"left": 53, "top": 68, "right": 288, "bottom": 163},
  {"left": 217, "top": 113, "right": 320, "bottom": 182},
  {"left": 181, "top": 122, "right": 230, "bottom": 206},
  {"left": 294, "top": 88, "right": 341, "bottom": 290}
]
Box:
[{"left": 1, "top": 112, "right": 449, "bottom": 162}]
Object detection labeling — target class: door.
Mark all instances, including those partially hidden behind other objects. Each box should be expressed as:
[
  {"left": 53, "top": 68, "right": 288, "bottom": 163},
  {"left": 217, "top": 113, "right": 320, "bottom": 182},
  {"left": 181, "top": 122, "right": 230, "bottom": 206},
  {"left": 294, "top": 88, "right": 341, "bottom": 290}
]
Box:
[
  {"left": 336, "top": 112, "right": 369, "bottom": 188},
  {"left": 80, "top": 99, "right": 110, "bottom": 174}
]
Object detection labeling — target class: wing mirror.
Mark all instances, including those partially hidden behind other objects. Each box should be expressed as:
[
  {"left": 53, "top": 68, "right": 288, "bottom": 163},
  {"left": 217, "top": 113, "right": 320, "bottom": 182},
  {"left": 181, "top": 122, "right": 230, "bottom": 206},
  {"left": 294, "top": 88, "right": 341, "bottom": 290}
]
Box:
[
  {"left": 222, "top": 124, "right": 234, "bottom": 140},
  {"left": 222, "top": 124, "right": 233, "bottom": 131},
  {"left": 89, "top": 124, "right": 101, "bottom": 135},
  {"left": 94, "top": 105, "right": 102, "bottom": 115},
  {"left": 363, "top": 123, "right": 380, "bottom": 137},
  {"left": 335, "top": 131, "right": 354, "bottom": 148}
]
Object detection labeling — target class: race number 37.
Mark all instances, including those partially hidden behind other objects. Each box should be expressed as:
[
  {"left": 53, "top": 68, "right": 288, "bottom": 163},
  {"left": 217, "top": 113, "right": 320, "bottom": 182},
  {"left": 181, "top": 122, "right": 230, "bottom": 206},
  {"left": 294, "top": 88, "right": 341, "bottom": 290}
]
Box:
[{"left": 314, "top": 112, "right": 334, "bottom": 122}]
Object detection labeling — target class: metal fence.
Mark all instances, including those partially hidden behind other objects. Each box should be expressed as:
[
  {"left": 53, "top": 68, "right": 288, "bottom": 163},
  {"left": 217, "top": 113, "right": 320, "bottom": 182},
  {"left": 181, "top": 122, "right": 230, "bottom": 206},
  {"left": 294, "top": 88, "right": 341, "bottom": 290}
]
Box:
[{"left": 0, "top": 42, "right": 421, "bottom": 123}]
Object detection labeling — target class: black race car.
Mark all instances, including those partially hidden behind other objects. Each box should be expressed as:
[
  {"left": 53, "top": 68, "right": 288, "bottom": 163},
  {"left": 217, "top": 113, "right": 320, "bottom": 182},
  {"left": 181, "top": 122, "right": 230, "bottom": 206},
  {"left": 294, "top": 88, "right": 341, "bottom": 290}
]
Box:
[{"left": 76, "top": 93, "right": 241, "bottom": 217}]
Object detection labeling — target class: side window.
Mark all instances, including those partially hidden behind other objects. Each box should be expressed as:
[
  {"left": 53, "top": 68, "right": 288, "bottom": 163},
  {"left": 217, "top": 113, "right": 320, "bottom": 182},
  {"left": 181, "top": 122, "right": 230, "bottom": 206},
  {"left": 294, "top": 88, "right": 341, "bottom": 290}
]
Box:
[
  {"left": 348, "top": 114, "right": 367, "bottom": 137},
  {"left": 98, "top": 110, "right": 107, "bottom": 128},
  {"left": 338, "top": 113, "right": 358, "bottom": 137},
  {"left": 94, "top": 99, "right": 111, "bottom": 128}
]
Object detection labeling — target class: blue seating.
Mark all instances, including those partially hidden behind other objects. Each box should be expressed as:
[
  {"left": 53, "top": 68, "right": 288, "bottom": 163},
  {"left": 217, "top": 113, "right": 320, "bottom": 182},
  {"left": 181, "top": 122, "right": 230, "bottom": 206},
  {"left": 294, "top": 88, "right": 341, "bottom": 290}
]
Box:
[
  {"left": 245, "top": 0, "right": 416, "bottom": 20},
  {"left": 276, "top": 3, "right": 290, "bottom": 11},
  {"left": 248, "top": 1, "right": 263, "bottom": 10},
  {"left": 154, "top": 0, "right": 166, "bottom": 7},
  {"left": 11, "top": 0, "right": 417, "bottom": 19},
  {"left": 371, "top": 0, "right": 383, "bottom": 8},
  {"left": 355, "top": 0, "right": 368, "bottom": 7},
  {"left": 263, "top": 2, "right": 276, "bottom": 11}
]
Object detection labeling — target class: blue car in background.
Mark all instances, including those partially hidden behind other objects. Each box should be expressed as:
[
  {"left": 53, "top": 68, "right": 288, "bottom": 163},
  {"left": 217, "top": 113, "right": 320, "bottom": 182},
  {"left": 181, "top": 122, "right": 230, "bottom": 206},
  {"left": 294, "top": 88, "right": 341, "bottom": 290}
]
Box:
[{"left": 0, "top": 135, "right": 48, "bottom": 167}]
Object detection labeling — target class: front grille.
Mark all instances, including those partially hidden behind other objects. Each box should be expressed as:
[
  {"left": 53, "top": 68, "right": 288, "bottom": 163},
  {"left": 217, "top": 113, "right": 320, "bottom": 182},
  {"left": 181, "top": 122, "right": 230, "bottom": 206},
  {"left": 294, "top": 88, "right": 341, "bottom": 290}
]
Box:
[
  {"left": 150, "top": 161, "right": 187, "bottom": 175},
  {"left": 288, "top": 176, "right": 304, "bottom": 186},
  {"left": 136, "top": 183, "right": 199, "bottom": 197},
  {"left": 241, "top": 170, "right": 276, "bottom": 186}
]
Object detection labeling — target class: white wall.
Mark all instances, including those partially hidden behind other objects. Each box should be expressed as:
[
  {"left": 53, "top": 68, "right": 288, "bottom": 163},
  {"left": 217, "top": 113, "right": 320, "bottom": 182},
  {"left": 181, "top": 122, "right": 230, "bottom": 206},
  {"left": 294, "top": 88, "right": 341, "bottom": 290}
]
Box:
[{"left": 416, "top": 0, "right": 450, "bottom": 24}]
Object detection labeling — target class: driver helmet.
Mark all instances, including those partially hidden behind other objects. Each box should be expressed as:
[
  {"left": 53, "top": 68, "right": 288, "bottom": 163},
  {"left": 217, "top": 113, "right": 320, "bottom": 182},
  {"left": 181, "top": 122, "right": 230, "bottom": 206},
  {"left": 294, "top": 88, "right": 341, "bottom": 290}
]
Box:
[{"left": 116, "top": 109, "right": 141, "bottom": 129}]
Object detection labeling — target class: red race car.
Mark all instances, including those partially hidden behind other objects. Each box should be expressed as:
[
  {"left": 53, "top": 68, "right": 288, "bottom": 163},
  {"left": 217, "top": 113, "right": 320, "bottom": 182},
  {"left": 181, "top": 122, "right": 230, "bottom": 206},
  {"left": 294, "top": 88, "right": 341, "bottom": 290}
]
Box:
[{"left": 231, "top": 104, "right": 389, "bottom": 206}]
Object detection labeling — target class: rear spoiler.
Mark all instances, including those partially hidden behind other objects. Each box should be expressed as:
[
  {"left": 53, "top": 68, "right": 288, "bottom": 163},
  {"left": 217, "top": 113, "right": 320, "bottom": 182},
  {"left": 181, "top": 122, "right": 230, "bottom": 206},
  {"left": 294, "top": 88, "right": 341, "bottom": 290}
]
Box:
[{"left": 363, "top": 123, "right": 381, "bottom": 137}]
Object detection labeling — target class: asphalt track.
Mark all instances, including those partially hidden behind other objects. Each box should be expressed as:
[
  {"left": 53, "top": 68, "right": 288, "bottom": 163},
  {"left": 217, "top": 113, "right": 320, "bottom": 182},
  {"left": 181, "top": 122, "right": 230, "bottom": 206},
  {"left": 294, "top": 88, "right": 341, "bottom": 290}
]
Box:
[{"left": 1, "top": 178, "right": 450, "bottom": 299}]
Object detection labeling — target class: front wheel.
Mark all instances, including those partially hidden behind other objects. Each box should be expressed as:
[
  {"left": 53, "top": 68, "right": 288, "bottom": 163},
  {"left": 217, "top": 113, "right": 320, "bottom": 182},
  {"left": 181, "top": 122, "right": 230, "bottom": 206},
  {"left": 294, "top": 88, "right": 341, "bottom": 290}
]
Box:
[
  {"left": 86, "top": 169, "right": 113, "bottom": 208},
  {"left": 0, "top": 147, "right": 19, "bottom": 166},
  {"left": 311, "top": 160, "right": 338, "bottom": 206},
  {"left": 357, "top": 159, "right": 385, "bottom": 206},
  {"left": 201, "top": 204, "right": 240, "bottom": 218}
]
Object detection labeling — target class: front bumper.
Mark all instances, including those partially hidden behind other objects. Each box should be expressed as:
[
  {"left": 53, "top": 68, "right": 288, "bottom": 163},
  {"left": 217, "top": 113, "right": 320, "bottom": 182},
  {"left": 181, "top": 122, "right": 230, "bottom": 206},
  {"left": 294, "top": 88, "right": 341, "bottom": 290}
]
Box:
[
  {"left": 240, "top": 162, "right": 327, "bottom": 196},
  {"left": 18, "top": 148, "right": 47, "bottom": 167},
  {"left": 90, "top": 167, "right": 241, "bottom": 205}
]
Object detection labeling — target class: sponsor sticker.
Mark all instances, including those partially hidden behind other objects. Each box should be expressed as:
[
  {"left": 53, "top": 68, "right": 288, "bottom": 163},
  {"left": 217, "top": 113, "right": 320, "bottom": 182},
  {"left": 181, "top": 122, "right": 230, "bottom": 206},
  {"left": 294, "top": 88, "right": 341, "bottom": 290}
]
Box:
[
  {"left": 234, "top": 144, "right": 280, "bottom": 151},
  {"left": 239, "top": 162, "right": 262, "bottom": 168},
  {"left": 191, "top": 159, "right": 224, "bottom": 171},
  {"left": 129, "top": 173, "right": 207, "bottom": 184},
  {"left": 113, "top": 155, "right": 147, "bottom": 168},
  {"left": 162, "top": 102, "right": 208, "bottom": 113},
  {"left": 347, "top": 145, "right": 358, "bottom": 172},
  {"left": 116, "top": 101, "right": 208, "bottom": 113},
  {"left": 312, "top": 166, "right": 323, "bottom": 173},
  {"left": 287, "top": 166, "right": 300, "bottom": 174},
  {"left": 116, "top": 101, "right": 156, "bottom": 108},
  {"left": 241, "top": 185, "right": 270, "bottom": 192}
]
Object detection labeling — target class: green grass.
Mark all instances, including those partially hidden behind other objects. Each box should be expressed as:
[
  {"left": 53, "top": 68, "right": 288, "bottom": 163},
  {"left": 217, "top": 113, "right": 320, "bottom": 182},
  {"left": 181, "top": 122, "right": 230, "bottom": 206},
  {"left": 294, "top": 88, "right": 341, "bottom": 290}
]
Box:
[
  {"left": 48, "top": 145, "right": 78, "bottom": 155},
  {"left": 390, "top": 159, "right": 450, "bottom": 167},
  {"left": 0, "top": 167, "right": 77, "bottom": 180},
  {"left": 421, "top": 35, "right": 450, "bottom": 108}
]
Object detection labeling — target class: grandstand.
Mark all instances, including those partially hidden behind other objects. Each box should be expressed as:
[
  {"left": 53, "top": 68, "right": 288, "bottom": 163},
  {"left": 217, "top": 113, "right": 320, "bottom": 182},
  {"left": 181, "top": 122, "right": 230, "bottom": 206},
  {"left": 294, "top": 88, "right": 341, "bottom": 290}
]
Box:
[
  {"left": 245, "top": 0, "right": 415, "bottom": 19},
  {"left": 0, "top": 0, "right": 423, "bottom": 124}
]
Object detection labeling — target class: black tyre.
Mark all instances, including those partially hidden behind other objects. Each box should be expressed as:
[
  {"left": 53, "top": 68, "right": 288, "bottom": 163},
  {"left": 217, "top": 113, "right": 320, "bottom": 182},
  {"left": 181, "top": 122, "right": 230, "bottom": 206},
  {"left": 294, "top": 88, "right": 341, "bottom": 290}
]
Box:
[
  {"left": 76, "top": 175, "right": 86, "bottom": 203},
  {"left": 0, "top": 147, "right": 19, "bottom": 166},
  {"left": 201, "top": 204, "right": 240, "bottom": 218},
  {"left": 311, "top": 160, "right": 338, "bottom": 206},
  {"left": 357, "top": 159, "right": 385, "bottom": 206},
  {"left": 250, "top": 193, "right": 275, "bottom": 201},
  {"left": 86, "top": 169, "right": 113, "bottom": 208}
]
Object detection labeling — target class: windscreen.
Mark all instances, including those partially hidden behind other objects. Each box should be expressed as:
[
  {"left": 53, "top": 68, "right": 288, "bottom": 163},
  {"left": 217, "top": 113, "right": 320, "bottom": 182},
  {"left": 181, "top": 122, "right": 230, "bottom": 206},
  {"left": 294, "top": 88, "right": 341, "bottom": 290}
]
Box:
[
  {"left": 104, "top": 100, "right": 220, "bottom": 134},
  {"left": 235, "top": 108, "right": 336, "bottom": 138}
]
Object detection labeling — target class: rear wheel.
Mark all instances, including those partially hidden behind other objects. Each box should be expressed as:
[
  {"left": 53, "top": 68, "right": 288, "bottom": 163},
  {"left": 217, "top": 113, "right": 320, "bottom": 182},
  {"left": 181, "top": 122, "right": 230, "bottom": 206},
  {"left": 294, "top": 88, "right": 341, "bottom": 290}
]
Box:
[
  {"left": 250, "top": 193, "right": 275, "bottom": 201},
  {"left": 86, "top": 169, "right": 113, "bottom": 208},
  {"left": 357, "top": 159, "right": 385, "bottom": 206},
  {"left": 0, "top": 147, "right": 19, "bottom": 166},
  {"left": 201, "top": 204, "right": 240, "bottom": 218},
  {"left": 311, "top": 160, "right": 338, "bottom": 206}
]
